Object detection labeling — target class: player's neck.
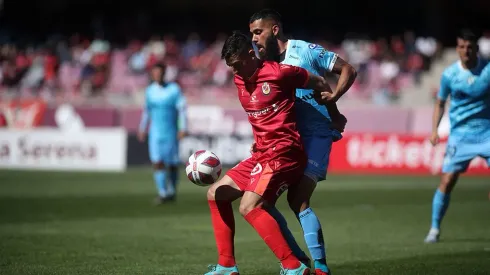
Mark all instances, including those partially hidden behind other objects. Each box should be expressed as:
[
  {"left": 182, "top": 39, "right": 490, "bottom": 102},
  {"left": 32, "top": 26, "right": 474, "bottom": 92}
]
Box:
[
  {"left": 277, "top": 37, "right": 288, "bottom": 56},
  {"left": 461, "top": 58, "right": 479, "bottom": 70}
]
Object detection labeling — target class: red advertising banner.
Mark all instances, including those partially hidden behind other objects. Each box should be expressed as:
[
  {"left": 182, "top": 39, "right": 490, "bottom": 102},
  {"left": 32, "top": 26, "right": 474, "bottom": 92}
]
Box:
[
  {"left": 0, "top": 99, "right": 46, "bottom": 129},
  {"left": 329, "top": 133, "right": 490, "bottom": 175}
]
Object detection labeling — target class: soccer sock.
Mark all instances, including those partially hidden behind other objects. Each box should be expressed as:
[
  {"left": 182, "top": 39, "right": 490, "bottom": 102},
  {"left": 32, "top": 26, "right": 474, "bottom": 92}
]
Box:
[
  {"left": 169, "top": 168, "right": 178, "bottom": 192},
  {"left": 244, "top": 207, "right": 300, "bottom": 270},
  {"left": 267, "top": 207, "right": 308, "bottom": 261},
  {"left": 165, "top": 168, "right": 177, "bottom": 197},
  {"left": 153, "top": 170, "right": 167, "bottom": 197},
  {"left": 208, "top": 200, "right": 236, "bottom": 267},
  {"left": 298, "top": 208, "right": 328, "bottom": 271},
  {"left": 431, "top": 189, "right": 451, "bottom": 230}
]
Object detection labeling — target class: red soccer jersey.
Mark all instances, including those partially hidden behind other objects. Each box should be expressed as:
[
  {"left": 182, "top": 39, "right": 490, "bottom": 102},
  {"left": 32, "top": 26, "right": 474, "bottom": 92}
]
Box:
[{"left": 233, "top": 61, "right": 309, "bottom": 153}]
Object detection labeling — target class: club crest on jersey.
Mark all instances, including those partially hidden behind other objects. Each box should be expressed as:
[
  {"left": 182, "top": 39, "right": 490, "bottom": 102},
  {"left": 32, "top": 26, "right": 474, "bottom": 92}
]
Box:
[
  {"left": 251, "top": 163, "right": 263, "bottom": 176},
  {"left": 262, "top": 82, "right": 270, "bottom": 95}
]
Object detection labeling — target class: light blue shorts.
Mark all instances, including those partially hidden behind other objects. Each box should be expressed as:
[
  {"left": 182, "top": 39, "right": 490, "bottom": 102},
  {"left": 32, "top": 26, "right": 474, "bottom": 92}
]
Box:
[
  {"left": 442, "top": 135, "right": 490, "bottom": 173},
  {"left": 149, "top": 138, "right": 180, "bottom": 166},
  {"left": 301, "top": 135, "right": 333, "bottom": 182}
]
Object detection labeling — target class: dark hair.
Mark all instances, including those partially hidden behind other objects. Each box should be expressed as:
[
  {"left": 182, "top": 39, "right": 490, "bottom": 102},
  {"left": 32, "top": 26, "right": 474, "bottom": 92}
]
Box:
[
  {"left": 457, "top": 29, "right": 478, "bottom": 43},
  {"left": 152, "top": 63, "right": 166, "bottom": 70},
  {"left": 249, "top": 9, "right": 282, "bottom": 25},
  {"left": 221, "top": 31, "right": 252, "bottom": 62}
]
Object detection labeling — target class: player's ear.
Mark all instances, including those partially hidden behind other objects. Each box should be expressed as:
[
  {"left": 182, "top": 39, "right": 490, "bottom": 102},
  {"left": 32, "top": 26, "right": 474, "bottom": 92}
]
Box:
[{"left": 272, "top": 25, "right": 279, "bottom": 36}]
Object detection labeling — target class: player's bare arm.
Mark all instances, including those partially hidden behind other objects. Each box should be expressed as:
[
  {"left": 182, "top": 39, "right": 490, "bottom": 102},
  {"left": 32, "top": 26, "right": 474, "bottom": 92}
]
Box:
[
  {"left": 330, "top": 56, "right": 357, "bottom": 102},
  {"left": 430, "top": 98, "right": 446, "bottom": 146},
  {"left": 324, "top": 57, "right": 357, "bottom": 132}
]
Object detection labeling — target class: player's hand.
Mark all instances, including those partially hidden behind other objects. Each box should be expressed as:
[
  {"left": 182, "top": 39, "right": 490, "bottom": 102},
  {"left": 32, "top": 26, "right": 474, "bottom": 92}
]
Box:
[
  {"left": 250, "top": 142, "right": 257, "bottom": 154},
  {"left": 331, "top": 113, "right": 347, "bottom": 133},
  {"left": 429, "top": 132, "right": 440, "bottom": 146},
  {"left": 137, "top": 131, "right": 146, "bottom": 142},
  {"left": 313, "top": 90, "right": 339, "bottom": 104},
  {"left": 178, "top": 131, "right": 187, "bottom": 140}
]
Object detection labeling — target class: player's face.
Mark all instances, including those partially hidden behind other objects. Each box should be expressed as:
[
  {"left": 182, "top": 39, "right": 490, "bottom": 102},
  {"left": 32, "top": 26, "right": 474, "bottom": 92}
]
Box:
[
  {"left": 456, "top": 38, "right": 478, "bottom": 63},
  {"left": 226, "top": 49, "right": 258, "bottom": 79},
  {"left": 250, "top": 19, "right": 279, "bottom": 60},
  {"left": 151, "top": 67, "right": 165, "bottom": 82}
]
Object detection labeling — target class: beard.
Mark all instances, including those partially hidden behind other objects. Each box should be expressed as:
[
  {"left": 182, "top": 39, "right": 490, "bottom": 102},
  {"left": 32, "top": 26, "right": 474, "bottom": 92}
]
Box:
[{"left": 262, "top": 34, "right": 280, "bottom": 62}]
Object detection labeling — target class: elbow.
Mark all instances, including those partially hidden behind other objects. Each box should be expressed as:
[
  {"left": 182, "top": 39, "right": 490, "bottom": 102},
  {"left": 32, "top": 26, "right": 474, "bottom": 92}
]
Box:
[{"left": 346, "top": 64, "right": 357, "bottom": 80}]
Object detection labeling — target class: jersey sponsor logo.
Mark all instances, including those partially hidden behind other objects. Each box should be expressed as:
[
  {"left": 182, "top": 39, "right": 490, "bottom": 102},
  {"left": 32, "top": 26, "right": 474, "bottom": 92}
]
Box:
[
  {"left": 308, "top": 43, "right": 317, "bottom": 49},
  {"left": 319, "top": 49, "right": 327, "bottom": 59},
  {"left": 262, "top": 82, "right": 271, "bottom": 95},
  {"left": 251, "top": 163, "right": 263, "bottom": 176},
  {"left": 246, "top": 103, "right": 279, "bottom": 118}
]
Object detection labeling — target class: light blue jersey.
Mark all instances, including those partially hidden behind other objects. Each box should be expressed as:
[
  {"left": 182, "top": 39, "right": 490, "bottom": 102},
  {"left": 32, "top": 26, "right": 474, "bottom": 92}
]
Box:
[
  {"left": 139, "top": 82, "right": 187, "bottom": 164},
  {"left": 281, "top": 40, "right": 339, "bottom": 181},
  {"left": 281, "top": 39, "right": 338, "bottom": 136},
  {"left": 438, "top": 58, "right": 490, "bottom": 172}
]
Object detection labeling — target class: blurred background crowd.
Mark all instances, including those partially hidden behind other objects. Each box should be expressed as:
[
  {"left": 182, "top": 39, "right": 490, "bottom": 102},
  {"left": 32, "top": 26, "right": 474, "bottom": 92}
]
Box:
[{"left": 1, "top": 0, "right": 490, "bottom": 107}]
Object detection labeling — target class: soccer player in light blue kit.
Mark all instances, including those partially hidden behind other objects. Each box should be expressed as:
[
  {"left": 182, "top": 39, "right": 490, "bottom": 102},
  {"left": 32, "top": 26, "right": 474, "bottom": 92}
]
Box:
[
  {"left": 250, "top": 10, "right": 357, "bottom": 275},
  {"left": 138, "top": 63, "right": 188, "bottom": 204},
  {"left": 425, "top": 30, "right": 490, "bottom": 243}
]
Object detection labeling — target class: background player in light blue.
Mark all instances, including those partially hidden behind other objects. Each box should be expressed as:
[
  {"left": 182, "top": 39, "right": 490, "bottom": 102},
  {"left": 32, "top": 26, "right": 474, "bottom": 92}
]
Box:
[
  {"left": 425, "top": 30, "right": 490, "bottom": 243},
  {"left": 138, "top": 63, "right": 187, "bottom": 204},
  {"left": 249, "top": 9, "right": 357, "bottom": 275}
]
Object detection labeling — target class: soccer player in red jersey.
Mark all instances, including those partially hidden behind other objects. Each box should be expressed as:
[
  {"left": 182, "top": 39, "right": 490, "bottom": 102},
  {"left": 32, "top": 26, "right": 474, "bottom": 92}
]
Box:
[{"left": 203, "top": 31, "right": 334, "bottom": 275}]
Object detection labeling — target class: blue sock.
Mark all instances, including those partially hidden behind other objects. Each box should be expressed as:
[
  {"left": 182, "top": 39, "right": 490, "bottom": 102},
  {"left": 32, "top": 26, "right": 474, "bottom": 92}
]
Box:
[
  {"left": 153, "top": 170, "right": 167, "bottom": 198},
  {"left": 299, "top": 208, "right": 328, "bottom": 272},
  {"left": 431, "top": 189, "right": 450, "bottom": 230},
  {"left": 168, "top": 168, "right": 178, "bottom": 196},
  {"left": 267, "top": 207, "right": 308, "bottom": 261}
]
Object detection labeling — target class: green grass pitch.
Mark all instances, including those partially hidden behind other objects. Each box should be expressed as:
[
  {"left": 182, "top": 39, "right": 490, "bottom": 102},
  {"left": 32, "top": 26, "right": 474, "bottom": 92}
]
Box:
[{"left": 0, "top": 168, "right": 489, "bottom": 275}]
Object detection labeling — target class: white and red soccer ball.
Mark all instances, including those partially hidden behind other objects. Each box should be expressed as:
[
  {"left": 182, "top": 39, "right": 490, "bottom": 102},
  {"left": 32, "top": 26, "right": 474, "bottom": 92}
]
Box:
[{"left": 186, "top": 150, "right": 222, "bottom": 186}]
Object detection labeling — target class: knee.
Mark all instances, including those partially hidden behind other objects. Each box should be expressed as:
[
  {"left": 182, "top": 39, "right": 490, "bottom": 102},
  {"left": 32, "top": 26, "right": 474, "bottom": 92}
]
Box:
[
  {"left": 238, "top": 203, "right": 253, "bottom": 217},
  {"left": 207, "top": 185, "right": 216, "bottom": 201},
  {"left": 153, "top": 162, "right": 165, "bottom": 170},
  {"left": 239, "top": 199, "right": 264, "bottom": 217},
  {"left": 438, "top": 173, "right": 459, "bottom": 194}
]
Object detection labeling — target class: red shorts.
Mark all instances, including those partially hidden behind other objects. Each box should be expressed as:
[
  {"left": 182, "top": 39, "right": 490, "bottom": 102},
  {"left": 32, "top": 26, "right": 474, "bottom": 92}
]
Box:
[{"left": 226, "top": 146, "right": 306, "bottom": 204}]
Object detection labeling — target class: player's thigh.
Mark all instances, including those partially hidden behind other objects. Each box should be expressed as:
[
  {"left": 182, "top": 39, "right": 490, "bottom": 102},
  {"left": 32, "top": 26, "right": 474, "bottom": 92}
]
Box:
[
  {"left": 301, "top": 135, "right": 333, "bottom": 182},
  {"left": 148, "top": 137, "right": 164, "bottom": 166},
  {"left": 207, "top": 175, "right": 243, "bottom": 202},
  {"left": 478, "top": 138, "right": 490, "bottom": 167},
  {"left": 239, "top": 191, "right": 266, "bottom": 216},
  {"left": 246, "top": 159, "right": 304, "bottom": 205},
  {"left": 442, "top": 139, "right": 475, "bottom": 173},
  {"left": 162, "top": 141, "right": 180, "bottom": 167},
  {"left": 287, "top": 174, "right": 317, "bottom": 214},
  {"left": 207, "top": 156, "right": 256, "bottom": 202}
]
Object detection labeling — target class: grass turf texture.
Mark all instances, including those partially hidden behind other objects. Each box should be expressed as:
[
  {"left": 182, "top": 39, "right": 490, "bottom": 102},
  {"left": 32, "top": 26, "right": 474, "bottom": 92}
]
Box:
[{"left": 0, "top": 168, "right": 489, "bottom": 275}]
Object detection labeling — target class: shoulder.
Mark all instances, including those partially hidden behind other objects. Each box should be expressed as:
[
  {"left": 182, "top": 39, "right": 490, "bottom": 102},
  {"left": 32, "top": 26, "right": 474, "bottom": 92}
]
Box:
[{"left": 441, "top": 62, "right": 460, "bottom": 80}]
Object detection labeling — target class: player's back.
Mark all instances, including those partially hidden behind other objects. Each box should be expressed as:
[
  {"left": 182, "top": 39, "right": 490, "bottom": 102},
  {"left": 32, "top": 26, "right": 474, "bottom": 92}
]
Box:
[
  {"left": 281, "top": 39, "right": 337, "bottom": 136},
  {"left": 146, "top": 82, "right": 182, "bottom": 140},
  {"left": 439, "top": 59, "right": 490, "bottom": 141},
  {"left": 233, "top": 61, "right": 306, "bottom": 152}
]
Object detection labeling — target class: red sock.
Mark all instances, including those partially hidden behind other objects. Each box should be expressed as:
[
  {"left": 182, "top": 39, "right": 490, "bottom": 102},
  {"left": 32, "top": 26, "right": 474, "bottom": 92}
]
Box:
[
  {"left": 244, "top": 207, "right": 300, "bottom": 269},
  {"left": 208, "top": 200, "right": 236, "bottom": 267}
]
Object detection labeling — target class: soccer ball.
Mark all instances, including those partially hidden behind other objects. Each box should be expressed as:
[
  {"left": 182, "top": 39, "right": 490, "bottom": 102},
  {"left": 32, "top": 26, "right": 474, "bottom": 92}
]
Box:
[{"left": 186, "top": 150, "right": 222, "bottom": 186}]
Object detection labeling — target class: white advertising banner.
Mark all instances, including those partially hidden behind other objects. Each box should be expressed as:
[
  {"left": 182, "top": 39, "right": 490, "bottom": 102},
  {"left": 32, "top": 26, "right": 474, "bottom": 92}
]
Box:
[{"left": 0, "top": 128, "right": 127, "bottom": 172}]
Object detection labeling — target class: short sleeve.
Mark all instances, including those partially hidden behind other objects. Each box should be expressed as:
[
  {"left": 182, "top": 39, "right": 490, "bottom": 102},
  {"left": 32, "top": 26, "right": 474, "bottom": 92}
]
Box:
[
  {"left": 310, "top": 44, "right": 338, "bottom": 73},
  {"left": 437, "top": 73, "right": 451, "bottom": 101}
]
